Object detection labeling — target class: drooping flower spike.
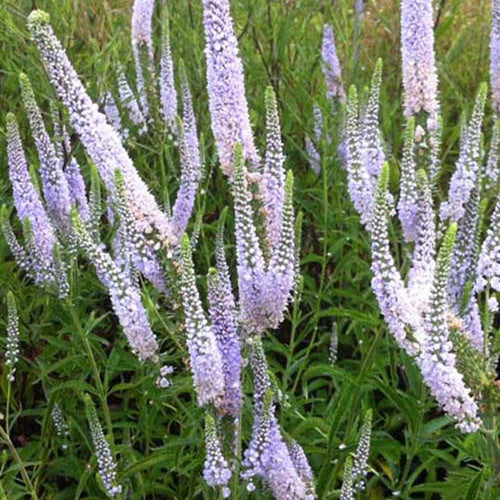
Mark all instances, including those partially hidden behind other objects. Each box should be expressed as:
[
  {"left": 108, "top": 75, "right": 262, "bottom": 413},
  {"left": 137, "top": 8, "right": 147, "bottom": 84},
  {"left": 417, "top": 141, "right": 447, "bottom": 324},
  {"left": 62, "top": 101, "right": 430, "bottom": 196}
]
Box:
[
  {"left": 5, "top": 112, "right": 60, "bottom": 289},
  {"left": 20, "top": 73, "right": 72, "bottom": 234},
  {"left": 28, "top": 11, "right": 175, "bottom": 248},
  {"left": 72, "top": 210, "right": 159, "bottom": 362},
  {"left": 202, "top": 0, "right": 260, "bottom": 175},
  {"left": 117, "top": 68, "right": 147, "bottom": 134}
]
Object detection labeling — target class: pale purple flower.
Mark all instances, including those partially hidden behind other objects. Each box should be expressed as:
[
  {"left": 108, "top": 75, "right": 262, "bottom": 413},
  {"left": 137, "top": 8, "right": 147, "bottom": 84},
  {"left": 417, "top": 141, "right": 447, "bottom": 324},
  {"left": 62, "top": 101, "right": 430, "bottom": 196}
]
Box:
[
  {"left": 440, "top": 85, "right": 487, "bottom": 222},
  {"left": 449, "top": 187, "right": 480, "bottom": 306},
  {"left": 202, "top": 0, "right": 260, "bottom": 175},
  {"left": 113, "top": 171, "right": 167, "bottom": 291},
  {"left": 117, "top": 69, "right": 147, "bottom": 134},
  {"left": 51, "top": 110, "right": 91, "bottom": 220},
  {"left": 345, "top": 86, "right": 374, "bottom": 227},
  {"left": 397, "top": 118, "right": 418, "bottom": 242},
  {"left": 305, "top": 136, "right": 321, "bottom": 175},
  {"left": 28, "top": 11, "right": 175, "bottom": 248},
  {"left": 6, "top": 112, "right": 58, "bottom": 286},
  {"left": 102, "top": 91, "right": 127, "bottom": 140},
  {"left": 417, "top": 225, "right": 480, "bottom": 433},
  {"left": 171, "top": 72, "right": 202, "bottom": 238},
  {"left": 485, "top": 119, "right": 499, "bottom": 190},
  {"left": 208, "top": 238, "right": 243, "bottom": 417},
  {"left": 1, "top": 214, "right": 32, "bottom": 275},
  {"left": 476, "top": 193, "right": 500, "bottom": 292},
  {"left": 491, "top": 0, "right": 500, "bottom": 114},
  {"left": 73, "top": 213, "right": 159, "bottom": 361},
  {"left": 84, "top": 395, "right": 122, "bottom": 498},
  {"left": 131, "top": 0, "right": 155, "bottom": 118},
  {"left": 288, "top": 440, "right": 316, "bottom": 499},
  {"left": 322, "top": 24, "right": 345, "bottom": 101},
  {"left": 370, "top": 165, "right": 420, "bottom": 355},
  {"left": 261, "top": 87, "right": 286, "bottom": 251},
  {"left": 242, "top": 339, "right": 308, "bottom": 499},
  {"left": 360, "top": 60, "right": 385, "bottom": 180},
  {"left": 488, "top": 295, "right": 499, "bottom": 312},
  {"left": 400, "top": 0, "right": 439, "bottom": 117},
  {"left": 20, "top": 73, "right": 72, "bottom": 233},
  {"left": 233, "top": 146, "right": 296, "bottom": 334},
  {"left": 159, "top": 4, "right": 178, "bottom": 133},
  {"left": 203, "top": 413, "right": 232, "bottom": 489},
  {"left": 407, "top": 169, "right": 436, "bottom": 318},
  {"left": 461, "top": 297, "right": 485, "bottom": 352},
  {"left": 179, "top": 234, "right": 225, "bottom": 406}
]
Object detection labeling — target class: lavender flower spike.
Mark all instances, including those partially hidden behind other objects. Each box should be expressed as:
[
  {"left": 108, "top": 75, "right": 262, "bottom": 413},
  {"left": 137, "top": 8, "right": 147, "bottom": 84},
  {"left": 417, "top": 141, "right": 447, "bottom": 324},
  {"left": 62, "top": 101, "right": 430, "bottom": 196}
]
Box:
[
  {"left": 322, "top": 24, "right": 345, "bottom": 102},
  {"left": 171, "top": 67, "right": 202, "bottom": 238},
  {"left": 20, "top": 73, "right": 72, "bottom": 234},
  {"left": 208, "top": 260, "right": 243, "bottom": 416},
  {"left": 370, "top": 164, "right": 420, "bottom": 355},
  {"left": 28, "top": 11, "right": 175, "bottom": 248},
  {"left": 6, "top": 112, "right": 57, "bottom": 286},
  {"left": 202, "top": 0, "right": 260, "bottom": 175},
  {"left": 407, "top": 169, "right": 436, "bottom": 318},
  {"left": 131, "top": 0, "right": 155, "bottom": 118},
  {"left": 261, "top": 86, "right": 286, "bottom": 252},
  {"left": 242, "top": 339, "right": 308, "bottom": 499},
  {"left": 491, "top": 0, "right": 500, "bottom": 114},
  {"left": 440, "top": 84, "right": 487, "bottom": 223},
  {"left": 345, "top": 86, "right": 375, "bottom": 227},
  {"left": 203, "top": 412, "right": 232, "bottom": 494},
  {"left": 159, "top": 3, "right": 178, "bottom": 134},
  {"left": 485, "top": 119, "right": 500, "bottom": 190},
  {"left": 476, "top": 193, "right": 500, "bottom": 293},
  {"left": 72, "top": 211, "right": 159, "bottom": 361},
  {"left": 179, "top": 234, "right": 225, "bottom": 406},
  {"left": 397, "top": 118, "right": 418, "bottom": 242},
  {"left": 417, "top": 224, "right": 480, "bottom": 433},
  {"left": 117, "top": 69, "right": 147, "bottom": 133},
  {"left": 84, "top": 395, "right": 122, "bottom": 498},
  {"left": 401, "top": 0, "right": 439, "bottom": 117}
]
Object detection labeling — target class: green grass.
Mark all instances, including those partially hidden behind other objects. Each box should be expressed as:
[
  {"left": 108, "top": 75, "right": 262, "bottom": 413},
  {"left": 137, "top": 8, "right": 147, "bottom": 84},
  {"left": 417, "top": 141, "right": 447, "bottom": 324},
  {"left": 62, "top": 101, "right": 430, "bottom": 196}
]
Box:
[{"left": 0, "top": 0, "right": 498, "bottom": 499}]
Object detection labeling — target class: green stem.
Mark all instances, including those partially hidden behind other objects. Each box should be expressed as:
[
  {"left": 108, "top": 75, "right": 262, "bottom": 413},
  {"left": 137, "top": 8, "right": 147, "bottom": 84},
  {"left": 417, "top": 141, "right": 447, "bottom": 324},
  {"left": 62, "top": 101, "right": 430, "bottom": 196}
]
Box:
[
  {"left": 67, "top": 303, "right": 114, "bottom": 443},
  {"left": 0, "top": 426, "right": 39, "bottom": 500}
]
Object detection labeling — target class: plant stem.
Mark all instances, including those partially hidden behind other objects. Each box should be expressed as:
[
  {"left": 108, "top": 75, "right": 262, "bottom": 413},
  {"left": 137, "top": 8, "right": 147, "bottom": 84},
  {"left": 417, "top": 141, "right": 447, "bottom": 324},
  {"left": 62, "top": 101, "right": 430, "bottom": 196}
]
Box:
[
  {"left": 67, "top": 303, "right": 114, "bottom": 443},
  {"left": 0, "top": 426, "right": 39, "bottom": 500}
]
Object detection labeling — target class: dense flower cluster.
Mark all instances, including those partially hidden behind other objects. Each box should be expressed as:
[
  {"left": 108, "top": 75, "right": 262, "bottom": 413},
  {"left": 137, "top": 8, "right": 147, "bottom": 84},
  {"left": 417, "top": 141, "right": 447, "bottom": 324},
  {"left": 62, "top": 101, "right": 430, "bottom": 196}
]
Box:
[
  {"left": 202, "top": 0, "right": 260, "bottom": 174},
  {"left": 400, "top": 0, "right": 439, "bottom": 117},
  {"left": 491, "top": 0, "right": 500, "bottom": 114},
  {"left": 4, "top": 292, "right": 20, "bottom": 382},
  {"left": 322, "top": 24, "right": 345, "bottom": 101},
  {"left": 84, "top": 395, "right": 122, "bottom": 498}
]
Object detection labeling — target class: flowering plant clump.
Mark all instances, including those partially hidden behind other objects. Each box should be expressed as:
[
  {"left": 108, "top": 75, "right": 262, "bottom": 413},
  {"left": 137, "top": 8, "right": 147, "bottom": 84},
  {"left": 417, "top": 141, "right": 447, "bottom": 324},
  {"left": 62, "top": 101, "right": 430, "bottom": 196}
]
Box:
[{"left": 0, "top": 0, "right": 498, "bottom": 499}]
